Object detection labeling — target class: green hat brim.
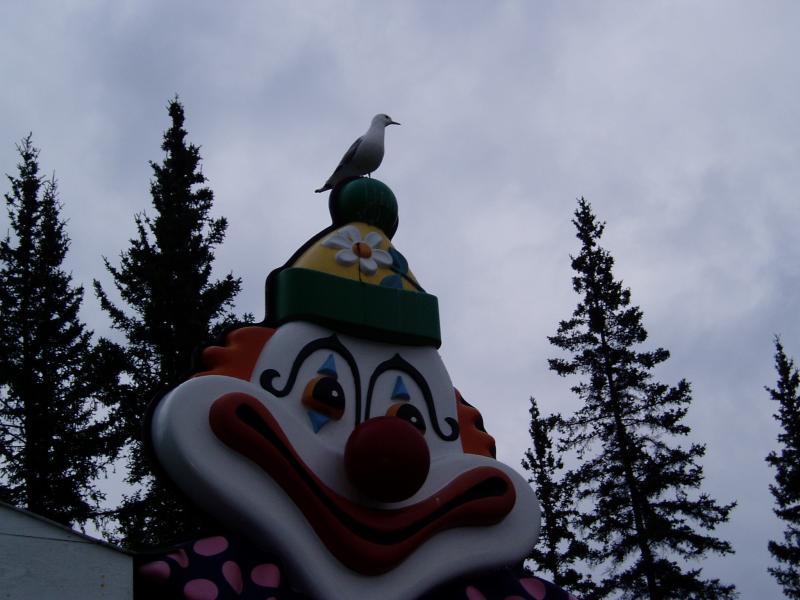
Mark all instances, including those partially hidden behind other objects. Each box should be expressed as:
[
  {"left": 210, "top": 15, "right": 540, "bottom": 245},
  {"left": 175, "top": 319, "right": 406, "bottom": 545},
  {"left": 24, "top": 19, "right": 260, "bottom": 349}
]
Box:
[{"left": 268, "top": 267, "right": 441, "bottom": 347}]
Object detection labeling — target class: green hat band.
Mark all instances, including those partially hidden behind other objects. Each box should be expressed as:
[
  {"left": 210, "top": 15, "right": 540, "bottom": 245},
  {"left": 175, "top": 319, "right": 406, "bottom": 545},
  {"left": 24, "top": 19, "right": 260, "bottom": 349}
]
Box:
[{"left": 270, "top": 268, "right": 440, "bottom": 346}]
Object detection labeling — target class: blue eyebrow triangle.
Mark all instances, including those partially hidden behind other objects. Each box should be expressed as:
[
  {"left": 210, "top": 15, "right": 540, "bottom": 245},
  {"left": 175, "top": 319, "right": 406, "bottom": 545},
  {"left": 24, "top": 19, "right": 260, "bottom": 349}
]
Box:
[
  {"left": 317, "top": 353, "right": 337, "bottom": 377},
  {"left": 307, "top": 410, "right": 331, "bottom": 433},
  {"left": 391, "top": 375, "right": 410, "bottom": 400}
]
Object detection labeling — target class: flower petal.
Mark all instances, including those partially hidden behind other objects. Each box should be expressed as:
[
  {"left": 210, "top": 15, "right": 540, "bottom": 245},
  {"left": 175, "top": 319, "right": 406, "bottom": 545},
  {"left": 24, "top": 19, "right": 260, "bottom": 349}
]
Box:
[
  {"left": 322, "top": 225, "right": 362, "bottom": 249},
  {"left": 359, "top": 257, "right": 378, "bottom": 275},
  {"left": 372, "top": 249, "right": 393, "bottom": 267},
  {"left": 364, "top": 231, "right": 383, "bottom": 249},
  {"left": 335, "top": 248, "right": 358, "bottom": 266},
  {"left": 339, "top": 225, "right": 362, "bottom": 243},
  {"left": 322, "top": 235, "right": 352, "bottom": 250}
]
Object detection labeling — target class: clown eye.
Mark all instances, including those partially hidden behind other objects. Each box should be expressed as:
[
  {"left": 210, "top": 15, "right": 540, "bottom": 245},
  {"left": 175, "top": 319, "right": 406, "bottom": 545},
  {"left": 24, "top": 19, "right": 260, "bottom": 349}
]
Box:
[
  {"left": 386, "top": 402, "right": 426, "bottom": 434},
  {"left": 302, "top": 375, "right": 345, "bottom": 421}
]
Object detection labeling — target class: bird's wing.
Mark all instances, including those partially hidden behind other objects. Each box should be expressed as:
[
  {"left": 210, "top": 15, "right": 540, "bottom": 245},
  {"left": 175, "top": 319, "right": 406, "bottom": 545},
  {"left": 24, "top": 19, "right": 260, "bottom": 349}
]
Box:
[
  {"left": 332, "top": 135, "right": 363, "bottom": 174},
  {"left": 316, "top": 134, "right": 366, "bottom": 192}
]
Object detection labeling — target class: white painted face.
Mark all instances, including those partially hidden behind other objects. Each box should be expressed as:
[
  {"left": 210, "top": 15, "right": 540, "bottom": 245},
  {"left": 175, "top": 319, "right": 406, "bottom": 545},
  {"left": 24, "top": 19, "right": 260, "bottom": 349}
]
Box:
[{"left": 151, "top": 321, "right": 539, "bottom": 600}]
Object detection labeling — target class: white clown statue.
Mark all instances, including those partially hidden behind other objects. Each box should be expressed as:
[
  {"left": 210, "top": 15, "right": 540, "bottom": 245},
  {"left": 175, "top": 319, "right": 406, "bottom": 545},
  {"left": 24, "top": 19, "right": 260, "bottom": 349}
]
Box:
[{"left": 136, "top": 178, "right": 579, "bottom": 600}]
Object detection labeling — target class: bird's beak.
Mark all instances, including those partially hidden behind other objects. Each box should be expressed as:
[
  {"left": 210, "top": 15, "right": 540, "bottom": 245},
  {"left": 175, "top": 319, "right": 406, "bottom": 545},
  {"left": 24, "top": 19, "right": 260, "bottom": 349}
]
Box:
[{"left": 389, "top": 120, "right": 400, "bottom": 126}]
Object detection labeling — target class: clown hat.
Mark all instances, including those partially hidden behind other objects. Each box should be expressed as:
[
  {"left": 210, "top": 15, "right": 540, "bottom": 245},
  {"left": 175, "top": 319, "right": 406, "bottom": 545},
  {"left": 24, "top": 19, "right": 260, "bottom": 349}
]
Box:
[{"left": 265, "top": 179, "right": 441, "bottom": 347}]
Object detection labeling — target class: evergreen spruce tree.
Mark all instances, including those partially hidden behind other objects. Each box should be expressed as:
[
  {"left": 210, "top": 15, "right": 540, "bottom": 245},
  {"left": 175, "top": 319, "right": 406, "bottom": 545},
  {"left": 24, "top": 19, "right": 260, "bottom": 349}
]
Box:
[
  {"left": 548, "top": 198, "right": 736, "bottom": 599},
  {"left": 95, "top": 98, "right": 244, "bottom": 548},
  {"left": 0, "top": 135, "right": 118, "bottom": 527},
  {"left": 522, "top": 396, "right": 595, "bottom": 596},
  {"left": 765, "top": 337, "right": 800, "bottom": 598}
]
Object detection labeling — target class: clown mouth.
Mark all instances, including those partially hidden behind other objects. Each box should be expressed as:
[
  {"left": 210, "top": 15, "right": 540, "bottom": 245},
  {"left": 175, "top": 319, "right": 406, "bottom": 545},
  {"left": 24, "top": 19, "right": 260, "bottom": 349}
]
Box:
[{"left": 209, "top": 392, "right": 516, "bottom": 575}]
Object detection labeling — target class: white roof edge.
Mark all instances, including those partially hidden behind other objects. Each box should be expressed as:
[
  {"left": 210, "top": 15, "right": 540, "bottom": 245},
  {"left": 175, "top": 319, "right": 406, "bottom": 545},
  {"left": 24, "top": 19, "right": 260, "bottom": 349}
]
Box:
[{"left": 0, "top": 500, "right": 131, "bottom": 555}]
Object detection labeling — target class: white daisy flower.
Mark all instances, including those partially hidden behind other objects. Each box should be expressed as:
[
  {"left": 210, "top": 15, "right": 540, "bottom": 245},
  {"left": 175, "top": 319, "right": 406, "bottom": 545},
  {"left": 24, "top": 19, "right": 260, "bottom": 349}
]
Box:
[{"left": 322, "top": 225, "right": 393, "bottom": 276}]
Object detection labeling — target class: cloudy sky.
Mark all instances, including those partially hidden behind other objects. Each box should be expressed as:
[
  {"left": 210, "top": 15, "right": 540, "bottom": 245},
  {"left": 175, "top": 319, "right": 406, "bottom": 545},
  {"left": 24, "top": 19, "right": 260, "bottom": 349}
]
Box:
[{"left": 2, "top": 1, "right": 799, "bottom": 596}]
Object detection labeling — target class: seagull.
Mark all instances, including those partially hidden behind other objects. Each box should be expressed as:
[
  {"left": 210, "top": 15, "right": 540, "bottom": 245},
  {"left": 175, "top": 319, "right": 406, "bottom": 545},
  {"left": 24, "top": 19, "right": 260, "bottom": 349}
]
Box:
[{"left": 315, "top": 114, "right": 400, "bottom": 193}]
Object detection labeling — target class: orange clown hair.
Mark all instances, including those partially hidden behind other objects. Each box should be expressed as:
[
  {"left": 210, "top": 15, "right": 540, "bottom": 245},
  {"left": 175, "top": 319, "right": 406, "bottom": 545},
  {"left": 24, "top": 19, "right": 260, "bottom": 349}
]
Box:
[
  {"left": 196, "top": 326, "right": 276, "bottom": 381},
  {"left": 455, "top": 389, "right": 496, "bottom": 458}
]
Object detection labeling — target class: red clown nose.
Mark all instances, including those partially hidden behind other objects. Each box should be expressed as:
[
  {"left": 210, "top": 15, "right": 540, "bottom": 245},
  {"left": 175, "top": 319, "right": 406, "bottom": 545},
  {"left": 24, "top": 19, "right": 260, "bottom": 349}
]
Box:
[{"left": 344, "top": 416, "right": 431, "bottom": 502}]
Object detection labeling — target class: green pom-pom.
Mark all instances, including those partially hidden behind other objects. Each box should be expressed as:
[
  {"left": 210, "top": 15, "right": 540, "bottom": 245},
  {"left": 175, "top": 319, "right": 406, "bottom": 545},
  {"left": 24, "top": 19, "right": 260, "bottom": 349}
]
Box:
[{"left": 329, "top": 178, "right": 399, "bottom": 238}]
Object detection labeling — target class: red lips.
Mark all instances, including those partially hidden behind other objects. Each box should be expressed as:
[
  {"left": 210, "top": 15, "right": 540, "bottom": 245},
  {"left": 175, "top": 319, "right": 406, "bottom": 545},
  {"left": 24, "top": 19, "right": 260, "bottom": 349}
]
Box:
[{"left": 209, "top": 392, "right": 516, "bottom": 575}]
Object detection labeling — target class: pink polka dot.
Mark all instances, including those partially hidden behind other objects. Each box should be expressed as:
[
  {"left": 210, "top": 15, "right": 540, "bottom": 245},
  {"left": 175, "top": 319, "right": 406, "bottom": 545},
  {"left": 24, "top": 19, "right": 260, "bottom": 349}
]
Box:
[
  {"left": 465, "top": 586, "right": 487, "bottom": 600},
  {"left": 222, "top": 560, "right": 243, "bottom": 594},
  {"left": 251, "top": 563, "right": 281, "bottom": 587},
  {"left": 193, "top": 536, "right": 229, "bottom": 556},
  {"left": 166, "top": 548, "right": 190, "bottom": 568},
  {"left": 519, "top": 577, "right": 546, "bottom": 600},
  {"left": 138, "top": 560, "right": 171, "bottom": 582},
  {"left": 183, "top": 578, "right": 218, "bottom": 600}
]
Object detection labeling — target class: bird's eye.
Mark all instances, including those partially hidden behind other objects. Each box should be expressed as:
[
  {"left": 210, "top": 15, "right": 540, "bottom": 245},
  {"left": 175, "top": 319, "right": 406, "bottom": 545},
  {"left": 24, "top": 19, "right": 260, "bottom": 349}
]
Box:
[
  {"left": 386, "top": 402, "right": 426, "bottom": 434},
  {"left": 302, "top": 375, "right": 345, "bottom": 420}
]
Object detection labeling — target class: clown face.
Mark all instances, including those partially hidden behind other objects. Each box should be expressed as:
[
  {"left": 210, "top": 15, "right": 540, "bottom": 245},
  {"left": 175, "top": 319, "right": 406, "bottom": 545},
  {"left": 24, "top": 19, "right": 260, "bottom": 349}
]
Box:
[{"left": 150, "top": 321, "right": 540, "bottom": 600}]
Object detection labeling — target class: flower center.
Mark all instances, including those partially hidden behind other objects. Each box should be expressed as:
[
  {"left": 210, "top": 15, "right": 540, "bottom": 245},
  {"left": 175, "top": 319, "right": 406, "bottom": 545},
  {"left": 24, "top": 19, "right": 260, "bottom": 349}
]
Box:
[{"left": 353, "top": 241, "right": 373, "bottom": 258}]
